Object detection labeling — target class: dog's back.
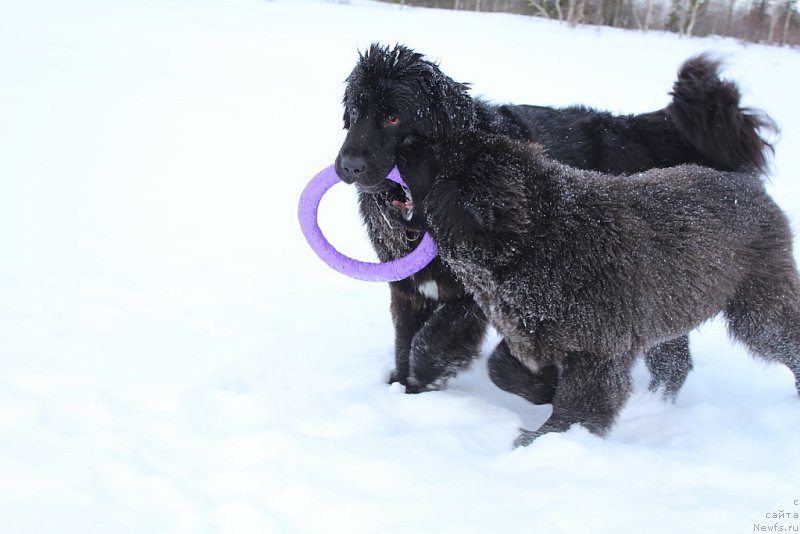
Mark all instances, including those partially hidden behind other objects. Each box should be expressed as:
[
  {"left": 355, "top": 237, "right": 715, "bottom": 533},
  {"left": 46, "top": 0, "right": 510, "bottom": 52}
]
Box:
[
  {"left": 489, "top": 54, "right": 776, "bottom": 175},
  {"left": 427, "top": 132, "right": 794, "bottom": 357}
]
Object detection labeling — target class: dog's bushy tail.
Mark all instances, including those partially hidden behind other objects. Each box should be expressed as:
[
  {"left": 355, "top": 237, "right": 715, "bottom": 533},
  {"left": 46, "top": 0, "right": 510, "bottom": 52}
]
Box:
[{"left": 668, "top": 54, "right": 778, "bottom": 175}]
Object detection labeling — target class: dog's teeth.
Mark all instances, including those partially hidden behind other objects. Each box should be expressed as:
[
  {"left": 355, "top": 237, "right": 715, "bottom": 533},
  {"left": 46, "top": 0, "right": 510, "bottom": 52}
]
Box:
[{"left": 400, "top": 184, "right": 415, "bottom": 220}]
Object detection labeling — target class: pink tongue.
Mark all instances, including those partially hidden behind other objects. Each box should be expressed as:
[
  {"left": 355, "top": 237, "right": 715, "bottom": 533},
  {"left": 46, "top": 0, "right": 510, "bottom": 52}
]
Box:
[{"left": 392, "top": 199, "right": 414, "bottom": 217}]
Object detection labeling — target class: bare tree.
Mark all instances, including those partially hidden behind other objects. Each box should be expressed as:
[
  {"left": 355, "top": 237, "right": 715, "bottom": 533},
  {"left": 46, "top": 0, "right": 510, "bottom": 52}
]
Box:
[
  {"left": 723, "top": 0, "right": 737, "bottom": 34},
  {"left": 571, "top": 0, "right": 587, "bottom": 25},
  {"left": 593, "top": 0, "right": 606, "bottom": 24},
  {"left": 779, "top": 0, "right": 795, "bottom": 44},
  {"left": 528, "top": 0, "right": 565, "bottom": 20},
  {"left": 666, "top": 0, "right": 687, "bottom": 32},
  {"left": 528, "top": 0, "right": 554, "bottom": 17},
  {"left": 685, "top": 0, "right": 704, "bottom": 35},
  {"left": 769, "top": 5, "right": 780, "bottom": 41},
  {"left": 643, "top": 0, "right": 655, "bottom": 29}
]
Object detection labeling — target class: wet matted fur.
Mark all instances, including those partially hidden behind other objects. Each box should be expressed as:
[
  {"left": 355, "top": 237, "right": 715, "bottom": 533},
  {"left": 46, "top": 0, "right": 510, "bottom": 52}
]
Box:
[
  {"left": 335, "top": 43, "right": 776, "bottom": 401},
  {"left": 411, "top": 130, "right": 800, "bottom": 446}
]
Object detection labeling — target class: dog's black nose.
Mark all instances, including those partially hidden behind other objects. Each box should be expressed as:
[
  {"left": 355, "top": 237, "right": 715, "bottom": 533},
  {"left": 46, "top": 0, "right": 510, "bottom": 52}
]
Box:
[{"left": 340, "top": 155, "right": 367, "bottom": 182}]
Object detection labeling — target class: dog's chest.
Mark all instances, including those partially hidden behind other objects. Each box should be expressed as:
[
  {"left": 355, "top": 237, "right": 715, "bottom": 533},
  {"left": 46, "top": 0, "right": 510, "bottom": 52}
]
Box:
[{"left": 415, "top": 279, "right": 439, "bottom": 301}]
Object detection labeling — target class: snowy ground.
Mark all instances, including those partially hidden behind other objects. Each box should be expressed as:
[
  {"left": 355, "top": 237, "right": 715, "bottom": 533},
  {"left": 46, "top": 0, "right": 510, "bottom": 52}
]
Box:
[{"left": 2, "top": 0, "right": 800, "bottom": 532}]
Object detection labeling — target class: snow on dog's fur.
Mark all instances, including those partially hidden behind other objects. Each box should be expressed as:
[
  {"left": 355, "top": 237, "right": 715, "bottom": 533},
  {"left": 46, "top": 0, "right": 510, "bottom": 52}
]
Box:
[
  {"left": 406, "top": 130, "right": 800, "bottom": 447},
  {"left": 335, "top": 43, "right": 776, "bottom": 401}
]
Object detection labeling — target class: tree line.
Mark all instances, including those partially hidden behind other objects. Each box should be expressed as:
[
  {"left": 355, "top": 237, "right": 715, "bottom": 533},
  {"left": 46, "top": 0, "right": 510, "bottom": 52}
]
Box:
[{"left": 379, "top": 0, "right": 799, "bottom": 46}]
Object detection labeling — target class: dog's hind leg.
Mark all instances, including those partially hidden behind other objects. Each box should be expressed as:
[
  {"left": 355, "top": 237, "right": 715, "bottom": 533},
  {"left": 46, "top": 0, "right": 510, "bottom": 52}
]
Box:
[
  {"left": 645, "top": 336, "right": 693, "bottom": 400},
  {"left": 488, "top": 340, "right": 558, "bottom": 405},
  {"left": 514, "top": 352, "right": 634, "bottom": 447},
  {"left": 405, "top": 300, "right": 489, "bottom": 393},
  {"left": 725, "top": 275, "right": 800, "bottom": 396}
]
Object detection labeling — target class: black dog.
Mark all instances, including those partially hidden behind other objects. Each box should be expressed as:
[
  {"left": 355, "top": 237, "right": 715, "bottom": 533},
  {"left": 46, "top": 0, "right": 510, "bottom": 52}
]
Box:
[
  {"left": 335, "top": 43, "right": 775, "bottom": 401},
  {"left": 410, "top": 130, "right": 800, "bottom": 446}
]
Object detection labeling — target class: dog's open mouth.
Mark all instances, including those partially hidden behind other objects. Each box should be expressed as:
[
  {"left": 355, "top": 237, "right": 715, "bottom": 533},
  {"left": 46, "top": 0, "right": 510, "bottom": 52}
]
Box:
[{"left": 391, "top": 183, "right": 415, "bottom": 221}]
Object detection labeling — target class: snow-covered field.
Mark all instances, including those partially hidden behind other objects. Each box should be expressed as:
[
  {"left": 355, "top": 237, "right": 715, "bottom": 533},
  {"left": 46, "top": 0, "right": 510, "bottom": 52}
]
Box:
[{"left": 2, "top": 0, "right": 799, "bottom": 532}]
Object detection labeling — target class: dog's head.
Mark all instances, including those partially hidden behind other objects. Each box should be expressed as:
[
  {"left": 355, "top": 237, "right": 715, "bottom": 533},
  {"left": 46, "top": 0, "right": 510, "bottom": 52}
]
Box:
[{"left": 335, "top": 43, "right": 475, "bottom": 193}]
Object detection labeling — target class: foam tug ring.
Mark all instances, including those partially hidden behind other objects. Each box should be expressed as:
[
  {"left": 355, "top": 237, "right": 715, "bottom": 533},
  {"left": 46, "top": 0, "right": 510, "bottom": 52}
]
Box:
[{"left": 298, "top": 164, "right": 437, "bottom": 282}]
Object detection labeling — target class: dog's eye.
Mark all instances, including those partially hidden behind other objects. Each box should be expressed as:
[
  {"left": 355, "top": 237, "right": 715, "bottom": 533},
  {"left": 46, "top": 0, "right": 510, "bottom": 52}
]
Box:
[{"left": 386, "top": 115, "right": 399, "bottom": 126}]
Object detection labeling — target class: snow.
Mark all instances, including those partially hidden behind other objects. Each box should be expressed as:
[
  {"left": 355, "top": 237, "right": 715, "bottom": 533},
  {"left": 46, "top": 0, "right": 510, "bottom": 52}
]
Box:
[{"left": 1, "top": 0, "right": 799, "bottom": 532}]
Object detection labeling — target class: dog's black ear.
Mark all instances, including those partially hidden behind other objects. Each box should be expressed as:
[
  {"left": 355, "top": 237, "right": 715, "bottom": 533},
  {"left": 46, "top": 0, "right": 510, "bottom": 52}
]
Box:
[
  {"left": 342, "top": 95, "right": 350, "bottom": 129},
  {"left": 441, "top": 135, "right": 537, "bottom": 253},
  {"left": 427, "top": 179, "right": 493, "bottom": 250},
  {"left": 424, "top": 69, "right": 475, "bottom": 137},
  {"left": 440, "top": 84, "right": 475, "bottom": 135}
]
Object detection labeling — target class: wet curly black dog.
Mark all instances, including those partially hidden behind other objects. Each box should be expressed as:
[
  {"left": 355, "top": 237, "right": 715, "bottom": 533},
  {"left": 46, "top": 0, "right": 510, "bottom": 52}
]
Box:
[
  {"left": 413, "top": 130, "right": 800, "bottom": 446},
  {"left": 334, "top": 43, "right": 776, "bottom": 402}
]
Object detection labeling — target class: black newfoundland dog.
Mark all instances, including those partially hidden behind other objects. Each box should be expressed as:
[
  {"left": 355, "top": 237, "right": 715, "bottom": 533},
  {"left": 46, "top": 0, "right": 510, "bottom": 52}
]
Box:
[
  {"left": 335, "top": 43, "right": 776, "bottom": 403},
  {"left": 402, "top": 129, "right": 800, "bottom": 446}
]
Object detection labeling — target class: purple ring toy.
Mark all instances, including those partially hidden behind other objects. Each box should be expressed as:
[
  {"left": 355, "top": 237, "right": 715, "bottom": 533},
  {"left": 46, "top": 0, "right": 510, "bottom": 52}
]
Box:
[{"left": 298, "top": 164, "right": 437, "bottom": 282}]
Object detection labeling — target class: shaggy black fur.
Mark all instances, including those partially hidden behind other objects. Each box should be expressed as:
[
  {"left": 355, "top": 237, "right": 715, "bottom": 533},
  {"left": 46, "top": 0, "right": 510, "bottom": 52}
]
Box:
[
  {"left": 335, "top": 43, "right": 776, "bottom": 400},
  {"left": 414, "top": 130, "right": 800, "bottom": 446}
]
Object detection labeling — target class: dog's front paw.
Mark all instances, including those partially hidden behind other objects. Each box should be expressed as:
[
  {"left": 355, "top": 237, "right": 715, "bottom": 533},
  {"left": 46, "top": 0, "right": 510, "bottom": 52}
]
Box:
[
  {"left": 388, "top": 369, "right": 409, "bottom": 386},
  {"left": 404, "top": 375, "right": 448, "bottom": 394}
]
